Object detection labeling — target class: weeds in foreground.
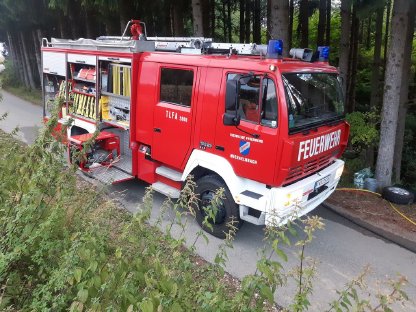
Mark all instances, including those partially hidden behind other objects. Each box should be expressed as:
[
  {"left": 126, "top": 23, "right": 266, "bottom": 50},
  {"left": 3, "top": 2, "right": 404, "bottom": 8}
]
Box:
[{"left": 0, "top": 98, "right": 410, "bottom": 311}]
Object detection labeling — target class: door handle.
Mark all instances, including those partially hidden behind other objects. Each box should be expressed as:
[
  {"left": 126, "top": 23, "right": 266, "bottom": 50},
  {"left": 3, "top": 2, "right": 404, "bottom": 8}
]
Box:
[{"left": 154, "top": 128, "right": 161, "bottom": 133}]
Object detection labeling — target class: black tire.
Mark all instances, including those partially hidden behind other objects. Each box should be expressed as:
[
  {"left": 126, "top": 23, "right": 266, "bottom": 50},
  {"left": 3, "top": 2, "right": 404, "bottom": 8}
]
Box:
[
  {"left": 194, "top": 175, "right": 242, "bottom": 239},
  {"left": 382, "top": 186, "right": 414, "bottom": 205}
]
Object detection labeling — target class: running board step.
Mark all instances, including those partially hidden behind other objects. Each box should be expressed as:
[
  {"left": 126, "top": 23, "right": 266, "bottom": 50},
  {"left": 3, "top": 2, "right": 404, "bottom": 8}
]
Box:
[
  {"left": 86, "top": 166, "right": 134, "bottom": 185},
  {"left": 155, "top": 166, "right": 182, "bottom": 181},
  {"left": 152, "top": 181, "right": 181, "bottom": 198}
]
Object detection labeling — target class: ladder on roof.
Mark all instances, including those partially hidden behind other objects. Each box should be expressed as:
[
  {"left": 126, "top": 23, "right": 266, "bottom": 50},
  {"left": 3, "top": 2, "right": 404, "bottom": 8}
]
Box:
[
  {"left": 96, "top": 35, "right": 268, "bottom": 56},
  {"left": 147, "top": 37, "right": 268, "bottom": 55},
  {"left": 44, "top": 19, "right": 269, "bottom": 56},
  {"left": 43, "top": 35, "right": 268, "bottom": 56}
]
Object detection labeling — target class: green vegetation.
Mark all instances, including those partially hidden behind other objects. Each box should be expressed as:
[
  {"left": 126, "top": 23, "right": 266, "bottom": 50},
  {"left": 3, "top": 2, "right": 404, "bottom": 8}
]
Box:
[
  {"left": 0, "top": 59, "right": 42, "bottom": 105},
  {"left": 0, "top": 99, "right": 410, "bottom": 311}
]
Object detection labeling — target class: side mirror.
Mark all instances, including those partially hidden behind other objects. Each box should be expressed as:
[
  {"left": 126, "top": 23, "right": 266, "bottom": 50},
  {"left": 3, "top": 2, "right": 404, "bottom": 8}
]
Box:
[
  {"left": 225, "top": 79, "right": 237, "bottom": 110},
  {"left": 223, "top": 112, "right": 240, "bottom": 126}
]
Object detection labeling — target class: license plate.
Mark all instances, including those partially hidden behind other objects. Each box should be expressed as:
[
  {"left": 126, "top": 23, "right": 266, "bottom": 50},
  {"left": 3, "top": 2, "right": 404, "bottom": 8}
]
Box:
[{"left": 314, "top": 175, "right": 330, "bottom": 190}]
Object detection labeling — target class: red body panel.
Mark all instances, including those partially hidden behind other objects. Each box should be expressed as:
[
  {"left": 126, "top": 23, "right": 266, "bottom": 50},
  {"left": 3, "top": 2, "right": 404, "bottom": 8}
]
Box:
[{"left": 213, "top": 69, "right": 279, "bottom": 185}]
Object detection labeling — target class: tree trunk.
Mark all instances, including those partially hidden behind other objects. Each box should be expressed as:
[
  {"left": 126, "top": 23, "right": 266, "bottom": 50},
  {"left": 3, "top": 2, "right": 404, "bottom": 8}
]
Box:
[
  {"left": 211, "top": 0, "right": 216, "bottom": 38},
  {"left": 393, "top": 4, "right": 415, "bottom": 183},
  {"left": 369, "top": 8, "right": 383, "bottom": 109},
  {"left": 58, "top": 12, "right": 70, "bottom": 38},
  {"left": 6, "top": 31, "right": 17, "bottom": 74},
  {"left": 366, "top": 16, "right": 372, "bottom": 50},
  {"left": 375, "top": 0, "right": 411, "bottom": 188},
  {"left": 269, "top": 0, "right": 290, "bottom": 56},
  {"left": 346, "top": 5, "right": 359, "bottom": 113},
  {"left": 20, "top": 32, "right": 36, "bottom": 89},
  {"left": 67, "top": 0, "right": 82, "bottom": 38},
  {"left": 6, "top": 31, "right": 22, "bottom": 85},
  {"left": 241, "top": 0, "right": 246, "bottom": 42},
  {"left": 325, "top": 0, "right": 331, "bottom": 45},
  {"left": 222, "top": 1, "right": 227, "bottom": 41},
  {"left": 202, "top": 0, "right": 211, "bottom": 37},
  {"left": 16, "top": 33, "right": 30, "bottom": 88},
  {"left": 358, "top": 19, "right": 364, "bottom": 44},
  {"left": 289, "top": 0, "right": 294, "bottom": 49},
  {"left": 245, "top": 0, "right": 251, "bottom": 43},
  {"left": 253, "top": 0, "right": 261, "bottom": 43},
  {"left": 119, "top": 0, "right": 134, "bottom": 34},
  {"left": 84, "top": 7, "right": 99, "bottom": 39},
  {"left": 366, "top": 7, "right": 384, "bottom": 166},
  {"left": 339, "top": 0, "right": 351, "bottom": 99},
  {"left": 239, "top": 0, "right": 247, "bottom": 43},
  {"left": 173, "top": 0, "right": 185, "bottom": 36},
  {"left": 317, "top": 0, "right": 326, "bottom": 46},
  {"left": 32, "top": 30, "right": 42, "bottom": 84},
  {"left": 383, "top": 0, "right": 391, "bottom": 68},
  {"left": 267, "top": 0, "right": 271, "bottom": 41},
  {"left": 192, "top": 0, "right": 204, "bottom": 37},
  {"left": 227, "top": 0, "right": 232, "bottom": 42},
  {"left": 299, "top": 0, "right": 309, "bottom": 47}
]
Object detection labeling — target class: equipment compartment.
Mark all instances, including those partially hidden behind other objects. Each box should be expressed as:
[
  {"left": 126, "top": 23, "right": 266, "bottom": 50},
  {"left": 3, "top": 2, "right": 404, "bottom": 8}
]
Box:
[
  {"left": 42, "top": 51, "right": 66, "bottom": 76},
  {"left": 99, "top": 61, "right": 132, "bottom": 128},
  {"left": 68, "top": 61, "right": 98, "bottom": 121}
]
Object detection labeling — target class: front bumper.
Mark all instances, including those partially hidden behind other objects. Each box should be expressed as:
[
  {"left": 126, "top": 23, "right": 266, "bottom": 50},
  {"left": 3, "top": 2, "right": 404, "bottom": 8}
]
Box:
[
  {"left": 265, "top": 159, "right": 344, "bottom": 226},
  {"left": 238, "top": 159, "right": 344, "bottom": 226}
]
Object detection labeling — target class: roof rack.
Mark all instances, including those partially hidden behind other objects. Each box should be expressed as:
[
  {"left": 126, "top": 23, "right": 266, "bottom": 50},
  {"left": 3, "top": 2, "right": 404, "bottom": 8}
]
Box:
[{"left": 42, "top": 20, "right": 268, "bottom": 56}]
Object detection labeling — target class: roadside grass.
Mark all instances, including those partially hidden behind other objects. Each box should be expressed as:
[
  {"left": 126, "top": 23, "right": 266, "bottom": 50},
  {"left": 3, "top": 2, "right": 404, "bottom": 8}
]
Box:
[
  {"left": 1, "top": 84, "right": 42, "bottom": 106},
  {"left": 0, "top": 112, "right": 281, "bottom": 311},
  {"left": 0, "top": 59, "right": 42, "bottom": 106},
  {"left": 0, "top": 101, "right": 410, "bottom": 311}
]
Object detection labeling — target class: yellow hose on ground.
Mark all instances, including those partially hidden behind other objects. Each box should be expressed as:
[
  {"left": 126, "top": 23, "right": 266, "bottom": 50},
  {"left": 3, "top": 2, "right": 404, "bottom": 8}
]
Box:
[{"left": 335, "top": 188, "right": 416, "bottom": 226}]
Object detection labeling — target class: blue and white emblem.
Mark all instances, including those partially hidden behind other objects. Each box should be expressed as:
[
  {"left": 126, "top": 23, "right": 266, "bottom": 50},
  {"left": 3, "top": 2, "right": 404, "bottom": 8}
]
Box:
[{"left": 239, "top": 140, "right": 250, "bottom": 156}]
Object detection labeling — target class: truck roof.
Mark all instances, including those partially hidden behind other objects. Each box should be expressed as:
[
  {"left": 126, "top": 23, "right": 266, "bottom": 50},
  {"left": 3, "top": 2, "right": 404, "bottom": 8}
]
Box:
[
  {"left": 42, "top": 36, "right": 338, "bottom": 75},
  {"left": 140, "top": 51, "right": 338, "bottom": 74}
]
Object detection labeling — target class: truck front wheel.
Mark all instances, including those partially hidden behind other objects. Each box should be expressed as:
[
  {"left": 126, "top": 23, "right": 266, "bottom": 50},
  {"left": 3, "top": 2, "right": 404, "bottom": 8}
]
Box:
[{"left": 194, "top": 175, "right": 242, "bottom": 239}]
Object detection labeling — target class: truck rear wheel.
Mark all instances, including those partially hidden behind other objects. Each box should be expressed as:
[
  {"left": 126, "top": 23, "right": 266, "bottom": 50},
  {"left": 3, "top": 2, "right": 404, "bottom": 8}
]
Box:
[{"left": 195, "top": 175, "right": 242, "bottom": 239}]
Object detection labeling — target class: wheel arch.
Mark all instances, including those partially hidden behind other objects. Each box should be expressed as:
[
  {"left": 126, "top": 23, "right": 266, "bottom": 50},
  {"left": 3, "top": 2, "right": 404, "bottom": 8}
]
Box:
[{"left": 182, "top": 150, "right": 244, "bottom": 198}]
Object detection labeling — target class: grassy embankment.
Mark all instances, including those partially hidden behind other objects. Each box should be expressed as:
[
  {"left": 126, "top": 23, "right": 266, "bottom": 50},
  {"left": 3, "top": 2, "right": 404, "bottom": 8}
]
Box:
[{"left": 0, "top": 59, "right": 42, "bottom": 106}]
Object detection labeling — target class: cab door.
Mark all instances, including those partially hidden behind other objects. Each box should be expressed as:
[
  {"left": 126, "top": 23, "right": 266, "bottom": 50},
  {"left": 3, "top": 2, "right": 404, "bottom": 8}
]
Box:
[
  {"left": 215, "top": 71, "right": 280, "bottom": 185},
  {"left": 152, "top": 66, "right": 198, "bottom": 169}
]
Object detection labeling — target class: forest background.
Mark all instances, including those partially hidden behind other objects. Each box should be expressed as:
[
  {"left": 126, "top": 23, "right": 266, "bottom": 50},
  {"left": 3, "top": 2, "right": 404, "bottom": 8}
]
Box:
[{"left": 0, "top": 0, "right": 415, "bottom": 189}]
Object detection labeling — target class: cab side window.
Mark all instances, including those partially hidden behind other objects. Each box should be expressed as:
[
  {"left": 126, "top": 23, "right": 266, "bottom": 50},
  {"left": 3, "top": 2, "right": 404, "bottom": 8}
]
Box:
[
  {"left": 160, "top": 68, "right": 194, "bottom": 107},
  {"left": 226, "top": 74, "right": 277, "bottom": 127},
  {"left": 227, "top": 74, "right": 261, "bottom": 123},
  {"left": 261, "top": 78, "right": 278, "bottom": 128}
]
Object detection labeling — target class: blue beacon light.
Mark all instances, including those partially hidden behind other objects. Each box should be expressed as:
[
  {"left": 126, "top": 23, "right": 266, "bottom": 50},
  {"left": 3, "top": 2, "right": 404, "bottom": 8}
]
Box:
[
  {"left": 318, "top": 46, "right": 330, "bottom": 62},
  {"left": 267, "top": 39, "right": 283, "bottom": 59}
]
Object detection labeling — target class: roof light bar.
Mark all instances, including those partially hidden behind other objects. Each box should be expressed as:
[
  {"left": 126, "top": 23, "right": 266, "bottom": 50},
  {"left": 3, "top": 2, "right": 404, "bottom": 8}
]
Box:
[
  {"left": 317, "top": 46, "right": 330, "bottom": 62},
  {"left": 289, "top": 48, "right": 313, "bottom": 62},
  {"left": 267, "top": 39, "right": 283, "bottom": 59}
]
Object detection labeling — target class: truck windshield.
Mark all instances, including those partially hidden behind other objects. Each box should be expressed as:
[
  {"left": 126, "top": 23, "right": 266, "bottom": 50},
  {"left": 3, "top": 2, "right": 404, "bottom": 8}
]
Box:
[{"left": 283, "top": 73, "right": 344, "bottom": 133}]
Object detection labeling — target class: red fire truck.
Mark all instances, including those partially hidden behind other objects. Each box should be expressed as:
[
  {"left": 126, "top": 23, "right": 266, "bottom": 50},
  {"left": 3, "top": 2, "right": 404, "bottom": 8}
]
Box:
[{"left": 41, "top": 21, "right": 349, "bottom": 238}]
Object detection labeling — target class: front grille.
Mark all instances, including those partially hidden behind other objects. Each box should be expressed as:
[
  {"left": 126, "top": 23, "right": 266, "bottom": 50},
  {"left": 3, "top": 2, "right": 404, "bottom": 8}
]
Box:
[{"left": 284, "top": 153, "right": 334, "bottom": 185}]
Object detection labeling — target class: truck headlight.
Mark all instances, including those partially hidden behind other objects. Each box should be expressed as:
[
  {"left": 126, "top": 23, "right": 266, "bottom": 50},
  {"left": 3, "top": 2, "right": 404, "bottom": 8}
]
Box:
[{"left": 335, "top": 165, "right": 344, "bottom": 180}]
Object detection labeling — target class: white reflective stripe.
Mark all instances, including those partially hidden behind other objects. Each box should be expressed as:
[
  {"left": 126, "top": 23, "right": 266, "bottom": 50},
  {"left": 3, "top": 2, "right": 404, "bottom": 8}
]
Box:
[{"left": 182, "top": 149, "right": 267, "bottom": 200}]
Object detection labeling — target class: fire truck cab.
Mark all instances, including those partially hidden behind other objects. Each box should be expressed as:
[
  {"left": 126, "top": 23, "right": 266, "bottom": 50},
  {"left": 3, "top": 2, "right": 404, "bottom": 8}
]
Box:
[{"left": 41, "top": 21, "right": 349, "bottom": 238}]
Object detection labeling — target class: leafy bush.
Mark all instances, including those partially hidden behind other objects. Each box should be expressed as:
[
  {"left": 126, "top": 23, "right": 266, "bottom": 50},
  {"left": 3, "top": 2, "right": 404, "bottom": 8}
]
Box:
[
  {"left": 0, "top": 59, "right": 20, "bottom": 88},
  {"left": 0, "top": 99, "right": 410, "bottom": 311},
  {"left": 346, "top": 111, "right": 379, "bottom": 153}
]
